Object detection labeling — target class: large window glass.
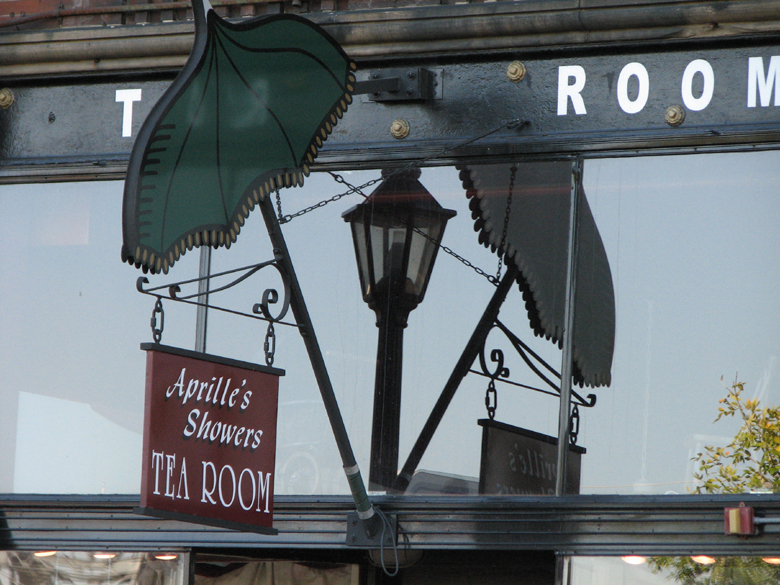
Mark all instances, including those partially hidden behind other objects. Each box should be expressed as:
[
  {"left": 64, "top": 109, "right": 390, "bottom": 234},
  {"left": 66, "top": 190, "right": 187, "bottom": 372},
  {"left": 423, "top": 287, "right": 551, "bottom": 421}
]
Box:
[
  {"left": 0, "top": 181, "right": 198, "bottom": 494},
  {"left": 205, "top": 152, "right": 780, "bottom": 496},
  {"left": 579, "top": 151, "right": 780, "bottom": 494},
  {"left": 1, "top": 150, "right": 777, "bottom": 497}
]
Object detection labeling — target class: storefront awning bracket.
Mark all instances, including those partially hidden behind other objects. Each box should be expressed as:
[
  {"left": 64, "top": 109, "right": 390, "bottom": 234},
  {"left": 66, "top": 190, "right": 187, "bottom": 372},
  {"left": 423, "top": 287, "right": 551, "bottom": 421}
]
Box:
[
  {"left": 346, "top": 511, "right": 396, "bottom": 547},
  {"left": 136, "top": 259, "right": 299, "bottom": 332},
  {"left": 353, "top": 68, "right": 441, "bottom": 102}
]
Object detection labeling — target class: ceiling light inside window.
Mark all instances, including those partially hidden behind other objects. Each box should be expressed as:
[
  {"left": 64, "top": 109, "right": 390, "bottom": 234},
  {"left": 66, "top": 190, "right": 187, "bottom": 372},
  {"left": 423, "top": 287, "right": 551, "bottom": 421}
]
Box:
[{"left": 93, "top": 553, "right": 117, "bottom": 559}]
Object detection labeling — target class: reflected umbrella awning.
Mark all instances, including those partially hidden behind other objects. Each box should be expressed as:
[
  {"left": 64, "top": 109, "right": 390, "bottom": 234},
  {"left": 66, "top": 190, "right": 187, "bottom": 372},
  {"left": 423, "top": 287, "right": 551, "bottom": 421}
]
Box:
[{"left": 459, "top": 161, "right": 615, "bottom": 388}]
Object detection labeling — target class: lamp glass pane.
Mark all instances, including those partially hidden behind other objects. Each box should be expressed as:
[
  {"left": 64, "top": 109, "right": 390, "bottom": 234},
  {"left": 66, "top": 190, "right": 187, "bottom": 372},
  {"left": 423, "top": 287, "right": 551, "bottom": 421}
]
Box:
[
  {"left": 407, "top": 222, "right": 441, "bottom": 298},
  {"left": 370, "top": 224, "right": 408, "bottom": 288},
  {"left": 386, "top": 226, "right": 408, "bottom": 286},
  {"left": 369, "top": 224, "right": 386, "bottom": 285},
  {"left": 350, "top": 217, "right": 370, "bottom": 297}
]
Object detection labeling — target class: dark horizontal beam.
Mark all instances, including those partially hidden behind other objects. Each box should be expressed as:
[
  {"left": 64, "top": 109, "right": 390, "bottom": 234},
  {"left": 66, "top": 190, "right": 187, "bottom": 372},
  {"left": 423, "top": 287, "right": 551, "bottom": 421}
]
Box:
[
  {"left": 3, "top": 494, "right": 780, "bottom": 555},
  {"left": 5, "top": 38, "right": 780, "bottom": 184},
  {"left": 2, "top": 0, "right": 780, "bottom": 80}
]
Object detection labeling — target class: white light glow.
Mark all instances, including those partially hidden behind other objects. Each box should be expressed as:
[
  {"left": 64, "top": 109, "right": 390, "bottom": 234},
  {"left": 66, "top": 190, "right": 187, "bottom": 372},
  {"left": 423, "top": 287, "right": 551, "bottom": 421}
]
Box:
[{"left": 93, "top": 553, "right": 117, "bottom": 559}]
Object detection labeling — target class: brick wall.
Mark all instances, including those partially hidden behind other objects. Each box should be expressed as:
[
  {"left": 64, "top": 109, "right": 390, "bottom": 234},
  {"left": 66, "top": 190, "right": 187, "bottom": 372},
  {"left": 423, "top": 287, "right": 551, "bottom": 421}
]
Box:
[{"left": 0, "top": 0, "right": 451, "bottom": 30}]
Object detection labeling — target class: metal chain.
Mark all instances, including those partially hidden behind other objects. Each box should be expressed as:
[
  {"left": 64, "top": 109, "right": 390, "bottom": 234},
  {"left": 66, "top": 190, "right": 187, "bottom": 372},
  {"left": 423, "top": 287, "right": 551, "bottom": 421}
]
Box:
[
  {"left": 280, "top": 118, "right": 526, "bottom": 224},
  {"left": 569, "top": 404, "right": 580, "bottom": 445},
  {"left": 150, "top": 297, "right": 164, "bottom": 343},
  {"left": 485, "top": 379, "right": 498, "bottom": 420},
  {"left": 263, "top": 321, "right": 276, "bottom": 366},
  {"left": 438, "top": 240, "right": 499, "bottom": 285},
  {"left": 275, "top": 189, "right": 284, "bottom": 222},
  {"left": 277, "top": 119, "right": 528, "bottom": 283},
  {"left": 279, "top": 174, "right": 384, "bottom": 224},
  {"left": 329, "top": 170, "right": 380, "bottom": 193},
  {"left": 496, "top": 164, "right": 517, "bottom": 281}
]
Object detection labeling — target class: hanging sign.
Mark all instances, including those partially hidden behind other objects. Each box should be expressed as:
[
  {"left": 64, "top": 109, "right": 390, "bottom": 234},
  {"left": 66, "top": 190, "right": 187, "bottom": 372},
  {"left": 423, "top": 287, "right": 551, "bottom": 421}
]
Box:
[
  {"left": 137, "top": 343, "right": 284, "bottom": 534},
  {"left": 478, "top": 419, "right": 585, "bottom": 496}
]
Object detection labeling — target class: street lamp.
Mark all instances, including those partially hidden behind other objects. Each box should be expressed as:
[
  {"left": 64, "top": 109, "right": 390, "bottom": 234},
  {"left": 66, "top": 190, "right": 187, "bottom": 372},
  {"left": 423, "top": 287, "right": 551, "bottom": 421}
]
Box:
[{"left": 342, "top": 168, "right": 456, "bottom": 490}]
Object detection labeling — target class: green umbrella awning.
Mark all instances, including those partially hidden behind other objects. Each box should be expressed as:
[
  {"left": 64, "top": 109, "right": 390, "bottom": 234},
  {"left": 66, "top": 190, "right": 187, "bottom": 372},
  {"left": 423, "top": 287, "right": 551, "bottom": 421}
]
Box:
[{"left": 122, "top": 2, "right": 355, "bottom": 274}]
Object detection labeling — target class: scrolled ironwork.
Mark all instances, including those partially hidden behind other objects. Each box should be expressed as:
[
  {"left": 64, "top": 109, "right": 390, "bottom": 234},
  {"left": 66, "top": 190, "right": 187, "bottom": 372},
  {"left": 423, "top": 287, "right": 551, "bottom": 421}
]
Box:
[
  {"left": 252, "top": 266, "right": 291, "bottom": 323},
  {"left": 469, "top": 320, "right": 596, "bottom": 409},
  {"left": 478, "top": 333, "right": 512, "bottom": 420},
  {"left": 478, "top": 347, "right": 510, "bottom": 380},
  {"left": 136, "top": 259, "right": 295, "bottom": 328}
]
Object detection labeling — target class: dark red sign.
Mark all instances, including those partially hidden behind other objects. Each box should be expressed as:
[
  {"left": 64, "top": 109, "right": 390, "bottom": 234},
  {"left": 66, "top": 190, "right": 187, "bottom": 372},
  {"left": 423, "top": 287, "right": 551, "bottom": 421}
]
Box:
[{"left": 138, "top": 343, "right": 284, "bottom": 534}]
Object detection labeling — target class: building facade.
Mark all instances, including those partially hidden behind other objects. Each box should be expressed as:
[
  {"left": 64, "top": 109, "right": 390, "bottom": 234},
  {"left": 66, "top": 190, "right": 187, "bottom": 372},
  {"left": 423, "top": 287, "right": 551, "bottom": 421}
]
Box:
[{"left": 1, "top": 1, "right": 780, "bottom": 584}]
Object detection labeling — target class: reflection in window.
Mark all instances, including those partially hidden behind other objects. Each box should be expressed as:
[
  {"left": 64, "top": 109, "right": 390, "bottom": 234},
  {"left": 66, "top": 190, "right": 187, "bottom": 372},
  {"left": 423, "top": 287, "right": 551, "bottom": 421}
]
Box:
[
  {"left": 0, "top": 552, "right": 186, "bottom": 585},
  {"left": 202, "top": 152, "right": 780, "bottom": 496},
  {"left": 571, "top": 556, "right": 780, "bottom": 585},
  {"left": 0, "top": 182, "right": 199, "bottom": 494},
  {"left": 580, "top": 151, "right": 780, "bottom": 495},
  {"left": 0, "top": 150, "right": 777, "bottom": 497}
]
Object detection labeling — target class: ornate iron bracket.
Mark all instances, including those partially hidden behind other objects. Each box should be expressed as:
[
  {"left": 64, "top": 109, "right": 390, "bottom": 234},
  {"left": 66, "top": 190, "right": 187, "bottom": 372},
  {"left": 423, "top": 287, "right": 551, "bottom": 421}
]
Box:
[
  {"left": 136, "top": 259, "right": 297, "bottom": 350},
  {"left": 470, "top": 319, "right": 597, "bottom": 409}
]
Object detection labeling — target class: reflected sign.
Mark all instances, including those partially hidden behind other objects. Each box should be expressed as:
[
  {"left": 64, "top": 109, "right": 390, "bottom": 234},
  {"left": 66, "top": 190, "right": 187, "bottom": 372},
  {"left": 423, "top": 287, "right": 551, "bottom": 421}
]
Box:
[{"left": 479, "top": 419, "right": 585, "bottom": 496}]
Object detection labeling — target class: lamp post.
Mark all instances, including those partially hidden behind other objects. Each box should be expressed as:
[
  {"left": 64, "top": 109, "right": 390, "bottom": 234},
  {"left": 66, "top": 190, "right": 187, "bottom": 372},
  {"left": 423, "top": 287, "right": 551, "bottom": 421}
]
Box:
[{"left": 342, "top": 168, "right": 456, "bottom": 490}]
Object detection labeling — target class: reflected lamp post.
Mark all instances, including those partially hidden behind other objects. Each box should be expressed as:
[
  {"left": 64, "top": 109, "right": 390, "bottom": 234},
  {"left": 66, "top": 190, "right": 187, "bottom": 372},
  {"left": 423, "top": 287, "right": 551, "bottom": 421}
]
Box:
[{"left": 342, "top": 168, "right": 456, "bottom": 490}]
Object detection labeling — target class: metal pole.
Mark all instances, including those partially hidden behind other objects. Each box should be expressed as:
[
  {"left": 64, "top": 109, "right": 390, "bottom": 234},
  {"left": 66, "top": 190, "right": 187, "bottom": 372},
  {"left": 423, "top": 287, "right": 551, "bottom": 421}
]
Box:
[
  {"left": 369, "top": 304, "right": 405, "bottom": 491},
  {"left": 392, "top": 265, "right": 519, "bottom": 493},
  {"left": 555, "top": 159, "right": 582, "bottom": 497},
  {"left": 257, "top": 194, "right": 379, "bottom": 535},
  {"left": 194, "top": 245, "right": 211, "bottom": 353}
]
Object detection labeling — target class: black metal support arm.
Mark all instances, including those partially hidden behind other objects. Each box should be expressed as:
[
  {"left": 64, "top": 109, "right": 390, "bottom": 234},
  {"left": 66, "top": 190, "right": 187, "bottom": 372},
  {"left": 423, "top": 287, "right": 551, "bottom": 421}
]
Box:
[
  {"left": 555, "top": 160, "right": 583, "bottom": 499},
  {"left": 353, "top": 68, "right": 436, "bottom": 102},
  {"left": 256, "top": 194, "right": 381, "bottom": 537}
]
